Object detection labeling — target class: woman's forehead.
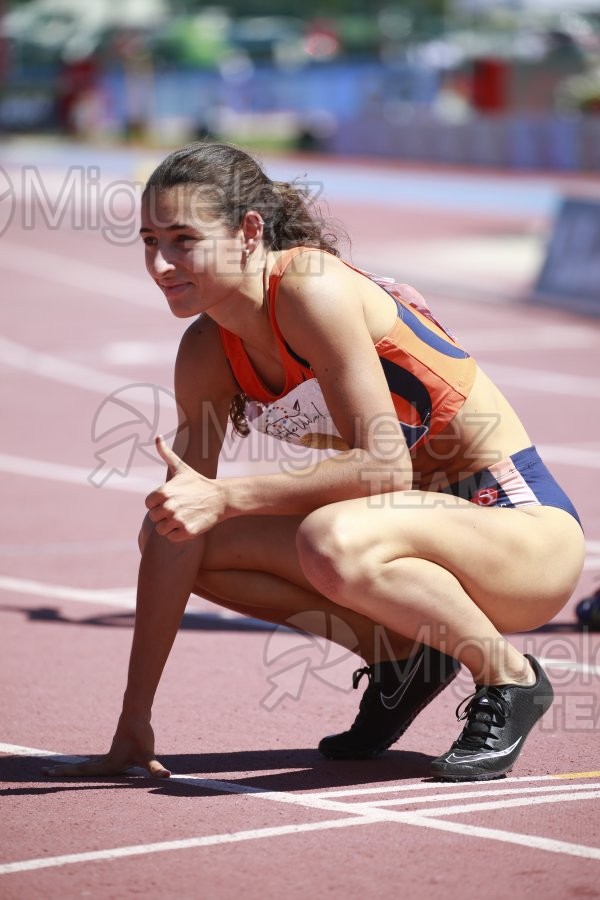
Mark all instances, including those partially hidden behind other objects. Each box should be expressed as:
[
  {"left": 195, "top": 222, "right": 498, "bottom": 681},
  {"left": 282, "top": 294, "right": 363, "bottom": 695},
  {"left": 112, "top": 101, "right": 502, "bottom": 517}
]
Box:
[{"left": 141, "top": 184, "right": 222, "bottom": 229}]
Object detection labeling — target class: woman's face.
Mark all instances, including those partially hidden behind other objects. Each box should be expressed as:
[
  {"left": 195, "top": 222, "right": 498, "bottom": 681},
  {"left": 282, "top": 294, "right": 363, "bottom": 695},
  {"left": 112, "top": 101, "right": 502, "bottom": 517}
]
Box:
[{"left": 140, "top": 184, "right": 244, "bottom": 318}]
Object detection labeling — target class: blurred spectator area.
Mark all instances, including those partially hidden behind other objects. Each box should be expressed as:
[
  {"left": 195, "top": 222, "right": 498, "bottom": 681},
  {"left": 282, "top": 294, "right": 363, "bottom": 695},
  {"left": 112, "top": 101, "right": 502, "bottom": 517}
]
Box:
[{"left": 1, "top": 0, "right": 599, "bottom": 169}]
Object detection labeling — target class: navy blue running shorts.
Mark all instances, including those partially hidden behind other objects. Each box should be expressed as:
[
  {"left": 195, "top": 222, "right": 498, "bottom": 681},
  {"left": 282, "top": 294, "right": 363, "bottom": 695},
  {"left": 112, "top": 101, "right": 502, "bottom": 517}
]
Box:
[{"left": 442, "top": 446, "right": 581, "bottom": 526}]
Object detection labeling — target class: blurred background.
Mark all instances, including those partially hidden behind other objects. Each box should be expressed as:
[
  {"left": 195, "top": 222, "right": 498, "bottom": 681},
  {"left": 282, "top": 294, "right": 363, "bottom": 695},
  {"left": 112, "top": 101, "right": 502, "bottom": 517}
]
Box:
[{"left": 1, "top": 0, "right": 600, "bottom": 168}]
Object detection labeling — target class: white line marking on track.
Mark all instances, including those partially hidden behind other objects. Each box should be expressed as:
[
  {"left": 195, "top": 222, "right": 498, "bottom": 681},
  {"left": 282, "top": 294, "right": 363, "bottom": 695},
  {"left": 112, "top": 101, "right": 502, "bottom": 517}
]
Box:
[
  {"left": 459, "top": 324, "right": 597, "bottom": 352},
  {"left": 0, "top": 576, "right": 136, "bottom": 607},
  {"left": 0, "top": 539, "right": 133, "bottom": 557},
  {"left": 583, "top": 540, "right": 600, "bottom": 571},
  {"left": 398, "top": 791, "right": 600, "bottom": 818},
  {"left": 0, "top": 337, "right": 177, "bottom": 409},
  {"left": 0, "top": 818, "right": 375, "bottom": 876},
  {"left": 349, "top": 782, "right": 600, "bottom": 808},
  {"left": 536, "top": 445, "right": 600, "bottom": 469},
  {"left": 102, "top": 341, "right": 178, "bottom": 366},
  {"left": 0, "top": 242, "right": 156, "bottom": 308},
  {"left": 387, "top": 816, "right": 600, "bottom": 860},
  {"left": 538, "top": 657, "right": 600, "bottom": 676},
  {"left": 481, "top": 362, "right": 600, "bottom": 398},
  {"left": 308, "top": 774, "right": 567, "bottom": 798},
  {"left": 0, "top": 337, "right": 149, "bottom": 398},
  {"left": 0, "top": 576, "right": 258, "bottom": 624},
  {"left": 0, "top": 743, "right": 86, "bottom": 759},
  {"left": 0, "top": 452, "right": 155, "bottom": 492},
  {"left": 2, "top": 742, "right": 600, "bottom": 871}
]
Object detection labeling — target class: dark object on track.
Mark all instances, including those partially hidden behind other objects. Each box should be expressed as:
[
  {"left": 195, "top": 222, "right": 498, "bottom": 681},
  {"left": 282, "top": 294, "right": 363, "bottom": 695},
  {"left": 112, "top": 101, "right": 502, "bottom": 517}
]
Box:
[{"left": 576, "top": 588, "right": 600, "bottom": 630}]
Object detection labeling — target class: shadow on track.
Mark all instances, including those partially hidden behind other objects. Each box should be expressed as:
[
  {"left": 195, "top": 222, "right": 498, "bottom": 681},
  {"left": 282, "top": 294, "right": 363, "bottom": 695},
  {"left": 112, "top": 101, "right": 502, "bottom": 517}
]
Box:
[
  {"left": 4, "top": 604, "right": 585, "bottom": 634},
  {"left": 0, "top": 604, "right": 277, "bottom": 632},
  {"left": 0, "top": 748, "right": 434, "bottom": 795}
]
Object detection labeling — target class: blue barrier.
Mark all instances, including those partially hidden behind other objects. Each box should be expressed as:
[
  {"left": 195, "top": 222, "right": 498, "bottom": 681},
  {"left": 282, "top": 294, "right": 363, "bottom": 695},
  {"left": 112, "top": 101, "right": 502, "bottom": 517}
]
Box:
[{"left": 533, "top": 197, "right": 600, "bottom": 316}]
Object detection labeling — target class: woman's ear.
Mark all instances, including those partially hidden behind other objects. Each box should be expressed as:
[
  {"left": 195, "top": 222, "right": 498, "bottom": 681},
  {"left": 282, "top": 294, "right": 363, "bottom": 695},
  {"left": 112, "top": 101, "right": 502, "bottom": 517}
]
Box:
[{"left": 241, "top": 210, "right": 265, "bottom": 251}]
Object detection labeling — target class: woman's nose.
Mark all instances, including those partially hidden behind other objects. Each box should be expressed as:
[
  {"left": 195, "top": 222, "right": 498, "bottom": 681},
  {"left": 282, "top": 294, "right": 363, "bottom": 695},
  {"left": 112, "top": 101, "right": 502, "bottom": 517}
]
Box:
[{"left": 149, "top": 248, "right": 175, "bottom": 276}]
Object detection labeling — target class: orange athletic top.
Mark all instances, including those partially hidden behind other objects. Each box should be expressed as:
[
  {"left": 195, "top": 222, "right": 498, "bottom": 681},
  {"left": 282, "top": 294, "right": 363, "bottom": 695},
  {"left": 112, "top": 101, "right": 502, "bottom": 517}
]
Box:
[{"left": 217, "top": 247, "right": 477, "bottom": 451}]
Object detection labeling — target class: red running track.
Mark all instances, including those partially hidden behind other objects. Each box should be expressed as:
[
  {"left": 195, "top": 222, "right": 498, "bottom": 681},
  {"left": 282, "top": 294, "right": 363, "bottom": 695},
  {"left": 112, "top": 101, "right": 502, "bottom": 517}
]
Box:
[{"left": 1, "top": 149, "right": 600, "bottom": 899}]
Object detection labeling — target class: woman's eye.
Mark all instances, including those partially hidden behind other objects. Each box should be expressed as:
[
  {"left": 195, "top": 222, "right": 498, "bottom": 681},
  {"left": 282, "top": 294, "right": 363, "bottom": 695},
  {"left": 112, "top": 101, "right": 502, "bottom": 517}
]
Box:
[{"left": 142, "top": 236, "right": 157, "bottom": 246}]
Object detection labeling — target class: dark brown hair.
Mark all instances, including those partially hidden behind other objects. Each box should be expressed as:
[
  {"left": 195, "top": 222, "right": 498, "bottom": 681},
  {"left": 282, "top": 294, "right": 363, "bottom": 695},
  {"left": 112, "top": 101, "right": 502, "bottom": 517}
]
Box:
[
  {"left": 143, "top": 141, "right": 340, "bottom": 254},
  {"left": 144, "top": 141, "right": 343, "bottom": 436}
]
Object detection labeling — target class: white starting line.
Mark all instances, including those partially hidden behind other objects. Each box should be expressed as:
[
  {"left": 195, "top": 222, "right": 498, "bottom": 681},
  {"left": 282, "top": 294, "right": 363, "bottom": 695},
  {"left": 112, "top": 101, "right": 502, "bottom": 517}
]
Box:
[{"left": 0, "top": 742, "right": 600, "bottom": 876}]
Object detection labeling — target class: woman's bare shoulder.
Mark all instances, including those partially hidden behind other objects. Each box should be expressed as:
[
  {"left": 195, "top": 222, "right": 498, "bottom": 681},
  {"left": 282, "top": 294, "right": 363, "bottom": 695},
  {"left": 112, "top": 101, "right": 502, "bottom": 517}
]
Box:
[
  {"left": 276, "top": 249, "right": 396, "bottom": 347},
  {"left": 275, "top": 250, "right": 365, "bottom": 319}
]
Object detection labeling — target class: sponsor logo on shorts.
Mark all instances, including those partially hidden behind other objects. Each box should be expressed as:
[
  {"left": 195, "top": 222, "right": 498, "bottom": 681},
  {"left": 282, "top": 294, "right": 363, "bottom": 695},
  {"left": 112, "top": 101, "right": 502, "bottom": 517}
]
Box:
[{"left": 471, "top": 486, "right": 499, "bottom": 506}]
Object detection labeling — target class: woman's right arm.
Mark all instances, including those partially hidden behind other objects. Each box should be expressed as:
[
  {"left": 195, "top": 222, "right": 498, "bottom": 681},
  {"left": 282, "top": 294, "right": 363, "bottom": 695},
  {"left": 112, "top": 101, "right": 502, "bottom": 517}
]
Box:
[{"left": 45, "top": 317, "right": 238, "bottom": 777}]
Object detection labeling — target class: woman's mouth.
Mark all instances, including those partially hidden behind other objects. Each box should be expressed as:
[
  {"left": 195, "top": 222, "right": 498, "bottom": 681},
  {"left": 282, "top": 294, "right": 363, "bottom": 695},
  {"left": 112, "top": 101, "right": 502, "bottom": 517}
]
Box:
[{"left": 161, "top": 282, "right": 191, "bottom": 299}]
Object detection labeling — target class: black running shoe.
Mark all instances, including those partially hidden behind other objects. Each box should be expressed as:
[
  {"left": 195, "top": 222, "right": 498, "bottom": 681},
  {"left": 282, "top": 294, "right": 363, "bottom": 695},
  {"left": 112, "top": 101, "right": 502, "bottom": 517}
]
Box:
[
  {"left": 318, "top": 646, "right": 461, "bottom": 760},
  {"left": 430, "top": 654, "right": 554, "bottom": 782}
]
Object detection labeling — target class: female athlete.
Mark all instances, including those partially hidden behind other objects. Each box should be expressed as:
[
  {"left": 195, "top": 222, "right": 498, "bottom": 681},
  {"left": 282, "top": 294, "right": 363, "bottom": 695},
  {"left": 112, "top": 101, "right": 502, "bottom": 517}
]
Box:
[{"left": 46, "top": 142, "right": 585, "bottom": 782}]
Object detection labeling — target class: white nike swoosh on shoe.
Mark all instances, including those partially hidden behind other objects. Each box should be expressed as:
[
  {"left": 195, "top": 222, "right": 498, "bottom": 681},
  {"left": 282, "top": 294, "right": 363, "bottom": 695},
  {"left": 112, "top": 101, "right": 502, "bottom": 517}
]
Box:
[
  {"left": 379, "top": 650, "right": 425, "bottom": 710},
  {"left": 443, "top": 736, "right": 523, "bottom": 765}
]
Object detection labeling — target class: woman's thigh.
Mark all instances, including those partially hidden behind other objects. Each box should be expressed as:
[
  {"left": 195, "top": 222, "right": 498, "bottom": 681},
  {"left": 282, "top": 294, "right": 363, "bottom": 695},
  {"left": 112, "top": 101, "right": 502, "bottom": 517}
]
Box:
[
  {"left": 201, "top": 514, "right": 314, "bottom": 590},
  {"left": 298, "top": 492, "right": 585, "bottom": 630}
]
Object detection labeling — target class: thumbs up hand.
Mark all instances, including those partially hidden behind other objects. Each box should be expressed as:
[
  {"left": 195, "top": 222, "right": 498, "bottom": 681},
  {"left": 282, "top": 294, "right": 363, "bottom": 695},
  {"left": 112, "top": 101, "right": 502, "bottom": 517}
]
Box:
[
  {"left": 145, "top": 436, "right": 227, "bottom": 541},
  {"left": 154, "top": 433, "right": 188, "bottom": 477}
]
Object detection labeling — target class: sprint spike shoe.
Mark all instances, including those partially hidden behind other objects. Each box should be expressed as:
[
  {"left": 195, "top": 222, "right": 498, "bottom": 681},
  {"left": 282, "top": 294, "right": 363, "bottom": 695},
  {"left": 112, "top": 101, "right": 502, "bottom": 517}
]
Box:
[
  {"left": 318, "top": 646, "right": 461, "bottom": 760},
  {"left": 430, "top": 655, "right": 554, "bottom": 782}
]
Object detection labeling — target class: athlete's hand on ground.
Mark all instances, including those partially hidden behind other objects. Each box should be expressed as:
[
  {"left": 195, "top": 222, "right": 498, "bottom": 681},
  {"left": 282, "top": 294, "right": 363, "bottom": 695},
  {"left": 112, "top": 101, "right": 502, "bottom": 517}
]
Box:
[
  {"left": 145, "top": 435, "right": 227, "bottom": 541},
  {"left": 42, "top": 717, "right": 171, "bottom": 779}
]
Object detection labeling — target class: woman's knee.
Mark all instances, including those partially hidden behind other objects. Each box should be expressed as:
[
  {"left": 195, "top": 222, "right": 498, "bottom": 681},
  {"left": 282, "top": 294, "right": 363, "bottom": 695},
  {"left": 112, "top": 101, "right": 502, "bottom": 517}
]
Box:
[{"left": 296, "top": 507, "right": 374, "bottom": 602}]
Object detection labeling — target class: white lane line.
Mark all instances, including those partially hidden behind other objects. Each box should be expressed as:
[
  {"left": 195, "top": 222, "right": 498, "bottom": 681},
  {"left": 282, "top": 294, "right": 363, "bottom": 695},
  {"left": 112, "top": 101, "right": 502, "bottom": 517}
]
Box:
[
  {"left": 583, "top": 539, "right": 600, "bottom": 570},
  {"left": 481, "top": 362, "right": 600, "bottom": 398},
  {"left": 167, "top": 777, "right": 600, "bottom": 862},
  {"left": 162, "top": 775, "right": 600, "bottom": 824},
  {"left": 459, "top": 325, "right": 597, "bottom": 352},
  {"left": 309, "top": 773, "right": 565, "bottom": 798},
  {"left": 0, "top": 336, "right": 174, "bottom": 403},
  {"left": 0, "top": 453, "right": 156, "bottom": 493},
  {"left": 0, "top": 540, "right": 133, "bottom": 557},
  {"left": 0, "top": 818, "right": 375, "bottom": 876},
  {"left": 102, "top": 341, "right": 178, "bottom": 366},
  {"left": 0, "top": 576, "right": 136, "bottom": 608},
  {"left": 3, "top": 742, "right": 600, "bottom": 869},
  {"left": 0, "top": 242, "right": 157, "bottom": 309},
  {"left": 392, "top": 815, "right": 600, "bottom": 861},
  {"left": 412, "top": 791, "right": 600, "bottom": 818},
  {"left": 0, "top": 576, "right": 258, "bottom": 625},
  {"left": 0, "top": 336, "right": 126, "bottom": 395},
  {"left": 536, "top": 445, "right": 600, "bottom": 469},
  {"left": 350, "top": 782, "right": 600, "bottom": 808},
  {"left": 538, "top": 657, "right": 600, "bottom": 676},
  {"left": 0, "top": 743, "right": 86, "bottom": 759}
]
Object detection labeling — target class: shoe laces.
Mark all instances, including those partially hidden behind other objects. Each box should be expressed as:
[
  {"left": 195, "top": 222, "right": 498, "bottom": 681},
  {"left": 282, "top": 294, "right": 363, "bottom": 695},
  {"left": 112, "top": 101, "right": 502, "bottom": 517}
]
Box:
[
  {"left": 352, "top": 666, "right": 372, "bottom": 690},
  {"left": 454, "top": 686, "right": 509, "bottom": 750},
  {"left": 349, "top": 666, "right": 377, "bottom": 728}
]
